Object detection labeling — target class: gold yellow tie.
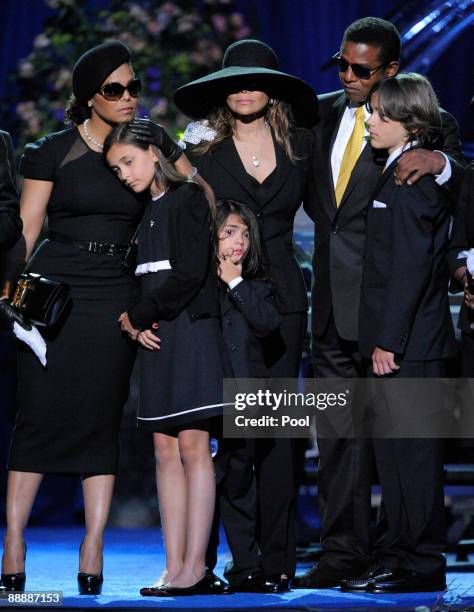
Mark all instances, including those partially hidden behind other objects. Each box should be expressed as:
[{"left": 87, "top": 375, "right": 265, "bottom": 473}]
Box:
[{"left": 335, "top": 106, "right": 365, "bottom": 206}]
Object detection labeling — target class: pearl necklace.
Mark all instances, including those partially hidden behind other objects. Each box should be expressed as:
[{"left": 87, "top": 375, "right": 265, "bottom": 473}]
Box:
[{"left": 83, "top": 119, "right": 103, "bottom": 150}]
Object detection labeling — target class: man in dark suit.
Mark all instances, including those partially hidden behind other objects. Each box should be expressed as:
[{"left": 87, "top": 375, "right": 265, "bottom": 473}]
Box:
[
  {"left": 296, "top": 17, "right": 464, "bottom": 588},
  {"left": 0, "top": 130, "right": 23, "bottom": 328}
]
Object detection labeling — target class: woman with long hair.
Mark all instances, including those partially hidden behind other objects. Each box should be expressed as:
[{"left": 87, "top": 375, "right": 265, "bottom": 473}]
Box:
[{"left": 170, "top": 39, "right": 318, "bottom": 592}]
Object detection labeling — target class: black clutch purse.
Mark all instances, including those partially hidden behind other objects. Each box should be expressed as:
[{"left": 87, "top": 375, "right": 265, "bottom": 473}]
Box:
[{"left": 12, "top": 272, "right": 70, "bottom": 327}]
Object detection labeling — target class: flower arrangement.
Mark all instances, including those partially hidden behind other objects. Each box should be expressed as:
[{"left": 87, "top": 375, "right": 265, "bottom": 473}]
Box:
[{"left": 1, "top": 0, "right": 253, "bottom": 156}]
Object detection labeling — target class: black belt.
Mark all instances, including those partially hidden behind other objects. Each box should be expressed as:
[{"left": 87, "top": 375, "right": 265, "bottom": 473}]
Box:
[{"left": 48, "top": 232, "right": 129, "bottom": 256}]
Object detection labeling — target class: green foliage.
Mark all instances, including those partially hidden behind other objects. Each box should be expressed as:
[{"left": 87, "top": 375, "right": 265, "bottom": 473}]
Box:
[{"left": 1, "top": 0, "right": 254, "bottom": 156}]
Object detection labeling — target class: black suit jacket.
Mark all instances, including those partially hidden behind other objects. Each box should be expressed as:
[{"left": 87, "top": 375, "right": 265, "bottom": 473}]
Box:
[
  {"left": 446, "top": 163, "right": 474, "bottom": 334},
  {"left": 128, "top": 184, "right": 218, "bottom": 329},
  {"left": 0, "top": 130, "right": 21, "bottom": 251},
  {"left": 191, "top": 129, "right": 313, "bottom": 315},
  {"left": 305, "top": 90, "right": 464, "bottom": 341},
  {"left": 221, "top": 278, "right": 282, "bottom": 378},
  {"left": 359, "top": 159, "right": 457, "bottom": 361}
]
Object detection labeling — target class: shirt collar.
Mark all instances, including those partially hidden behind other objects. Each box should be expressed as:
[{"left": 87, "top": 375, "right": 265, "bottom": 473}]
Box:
[{"left": 385, "top": 141, "right": 419, "bottom": 169}]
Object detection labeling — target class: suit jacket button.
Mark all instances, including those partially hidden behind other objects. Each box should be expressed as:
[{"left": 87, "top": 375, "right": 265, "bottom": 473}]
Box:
[
  {"left": 230, "top": 343, "right": 237, "bottom": 351},
  {"left": 332, "top": 225, "right": 339, "bottom": 234},
  {"left": 256, "top": 213, "right": 262, "bottom": 219},
  {"left": 227, "top": 319, "right": 232, "bottom": 326}
]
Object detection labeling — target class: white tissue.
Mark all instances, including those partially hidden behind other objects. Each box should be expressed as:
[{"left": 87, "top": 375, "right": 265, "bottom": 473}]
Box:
[
  {"left": 178, "top": 120, "right": 217, "bottom": 149},
  {"left": 13, "top": 322, "right": 47, "bottom": 366}
]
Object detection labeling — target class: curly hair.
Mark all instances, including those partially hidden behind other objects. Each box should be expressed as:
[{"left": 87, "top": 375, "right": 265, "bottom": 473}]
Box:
[{"left": 64, "top": 94, "right": 91, "bottom": 125}]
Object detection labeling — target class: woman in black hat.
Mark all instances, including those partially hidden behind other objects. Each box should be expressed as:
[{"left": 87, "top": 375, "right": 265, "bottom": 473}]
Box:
[
  {"left": 172, "top": 39, "right": 318, "bottom": 592},
  {"left": 0, "top": 41, "right": 190, "bottom": 595}
]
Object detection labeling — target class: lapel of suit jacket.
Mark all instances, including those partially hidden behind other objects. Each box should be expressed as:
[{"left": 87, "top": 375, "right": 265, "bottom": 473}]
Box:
[
  {"left": 321, "top": 94, "right": 347, "bottom": 219},
  {"left": 220, "top": 289, "right": 233, "bottom": 315},
  {"left": 257, "top": 131, "right": 293, "bottom": 209},
  {"left": 367, "top": 157, "right": 398, "bottom": 204},
  {"left": 210, "top": 137, "right": 256, "bottom": 202},
  {"left": 210, "top": 131, "right": 292, "bottom": 210},
  {"left": 336, "top": 142, "right": 385, "bottom": 213}
]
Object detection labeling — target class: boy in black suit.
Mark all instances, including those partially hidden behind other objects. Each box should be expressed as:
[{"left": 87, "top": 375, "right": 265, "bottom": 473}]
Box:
[{"left": 342, "top": 73, "right": 457, "bottom": 593}]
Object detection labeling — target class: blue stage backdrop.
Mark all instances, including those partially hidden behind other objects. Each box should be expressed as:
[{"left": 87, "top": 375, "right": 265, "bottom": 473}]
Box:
[{"left": 0, "top": 0, "right": 472, "bottom": 145}]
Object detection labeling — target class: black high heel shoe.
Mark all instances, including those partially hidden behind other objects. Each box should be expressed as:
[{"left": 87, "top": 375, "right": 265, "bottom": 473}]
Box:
[
  {"left": 77, "top": 571, "right": 103, "bottom": 595},
  {"left": 77, "top": 542, "right": 103, "bottom": 595},
  {"left": 0, "top": 542, "right": 26, "bottom": 592}
]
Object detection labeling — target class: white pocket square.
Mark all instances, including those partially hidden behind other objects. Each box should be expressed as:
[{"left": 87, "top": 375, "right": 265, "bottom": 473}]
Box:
[{"left": 373, "top": 200, "right": 387, "bottom": 208}]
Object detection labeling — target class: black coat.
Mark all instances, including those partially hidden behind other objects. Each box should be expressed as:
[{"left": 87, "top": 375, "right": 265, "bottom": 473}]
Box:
[
  {"left": 305, "top": 90, "right": 465, "bottom": 341},
  {"left": 0, "top": 130, "right": 21, "bottom": 251},
  {"left": 446, "top": 163, "right": 474, "bottom": 334},
  {"left": 359, "top": 158, "right": 457, "bottom": 361},
  {"left": 190, "top": 129, "right": 313, "bottom": 315},
  {"left": 221, "top": 278, "right": 282, "bottom": 378}
]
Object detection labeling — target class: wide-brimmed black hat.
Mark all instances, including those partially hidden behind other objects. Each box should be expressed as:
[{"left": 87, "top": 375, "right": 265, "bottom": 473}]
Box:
[{"left": 173, "top": 39, "right": 318, "bottom": 128}]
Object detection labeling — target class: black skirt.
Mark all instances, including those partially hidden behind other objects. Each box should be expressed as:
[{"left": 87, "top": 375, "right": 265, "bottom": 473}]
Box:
[{"left": 8, "top": 241, "right": 137, "bottom": 475}]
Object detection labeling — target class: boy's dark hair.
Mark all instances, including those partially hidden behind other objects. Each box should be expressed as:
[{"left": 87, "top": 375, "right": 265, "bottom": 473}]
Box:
[
  {"left": 343, "top": 17, "right": 401, "bottom": 65},
  {"left": 214, "top": 199, "right": 265, "bottom": 279},
  {"left": 368, "top": 73, "right": 441, "bottom": 147}
]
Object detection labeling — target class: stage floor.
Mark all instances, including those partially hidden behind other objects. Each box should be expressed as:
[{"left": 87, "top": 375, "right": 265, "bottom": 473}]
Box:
[{"left": 0, "top": 527, "right": 473, "bottom": 611}]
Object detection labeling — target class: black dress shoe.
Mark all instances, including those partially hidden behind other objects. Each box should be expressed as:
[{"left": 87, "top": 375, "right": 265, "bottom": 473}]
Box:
[
  {"left": 149, "top": 572, "right": 216, "bottom": 597},
  {"left": 206, "top": 571, "right": 233, "bottom": 594},
  {"left": 293, "top": 564, "right": 351, "bottom": 589},
  {"left": 77, "top": 572, "right": 103, "bottom": 595},
  {"left": 368, "top": 568, "right": 446, "bottom": 593},
  {"left": 236, "top": 572, "right": 290, "bottom": 593},
  {"left": 340, "top": 564, "right": 394, "bottom": 592},
  {"left": 140, "top": 585, "right": 164, "bottom": 596},
  {"left": 1, "top": 542, "right": 27, "bottom": 592},
  {"left": 0, "top": 572, "right": 26, "bottom": 592}
]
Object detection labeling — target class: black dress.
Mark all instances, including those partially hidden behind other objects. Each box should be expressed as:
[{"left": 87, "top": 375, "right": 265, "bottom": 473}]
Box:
[
  {"left": 129, "top": 184, "right": 230, "bottom": 433},
  {"left": 8, "top": 127, "right": 144, "bottom": 475}
]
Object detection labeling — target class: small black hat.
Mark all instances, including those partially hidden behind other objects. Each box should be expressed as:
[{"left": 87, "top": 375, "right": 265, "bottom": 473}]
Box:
[
  {"left": 173, "top": 39, "right": 318, "bottom": 128},
  {"left": 72, "top": 40, "right": 131, "bottom": 102}
]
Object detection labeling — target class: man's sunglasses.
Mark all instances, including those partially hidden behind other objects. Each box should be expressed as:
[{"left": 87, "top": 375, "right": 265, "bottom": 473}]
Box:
[
  {"left": 98, "top": 77, "right": 141, "bottom": 101},
  {"left": 332, "top": 53, "right": 387, "bottom": 80}
]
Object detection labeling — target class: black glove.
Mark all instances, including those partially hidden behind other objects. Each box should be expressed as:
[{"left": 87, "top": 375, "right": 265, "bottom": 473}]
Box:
[
  {"left": 129, "top": 118, "right": 182, "bottom": 163},
  {"left": 0, "top": 299, "right": 32, "bottom": 331}
]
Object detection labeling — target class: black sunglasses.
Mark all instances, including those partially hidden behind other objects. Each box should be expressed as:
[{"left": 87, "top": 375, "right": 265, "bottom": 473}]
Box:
[
  {"left": 98, "top": 77, "right": 141, "bottom": 101},
  {"left": 332, "top": 53, "right": 388, "bottom": 80}
]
